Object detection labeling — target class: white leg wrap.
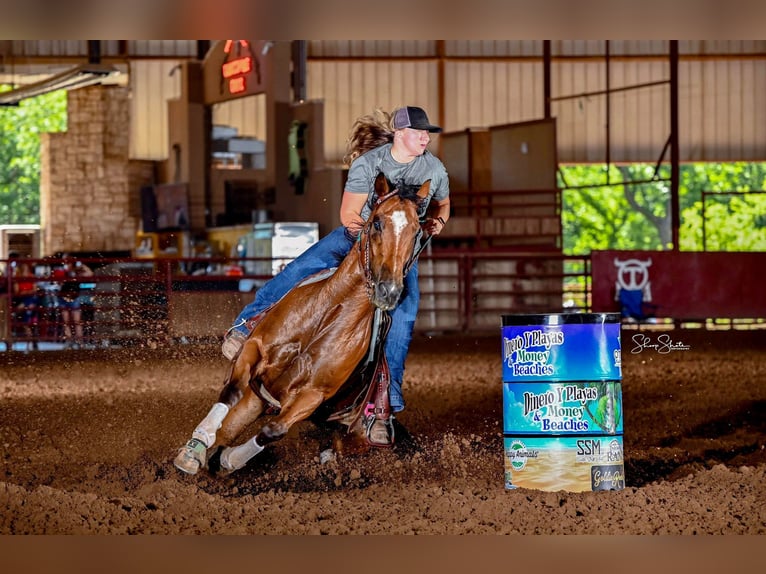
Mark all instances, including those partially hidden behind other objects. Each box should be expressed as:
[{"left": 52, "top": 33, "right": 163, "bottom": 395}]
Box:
[
  {"left": 220, "top": 437, "right": 264, "bottom": 472},
  {"left": 192, "top": 402, "right": 230, "bottom": 447}
]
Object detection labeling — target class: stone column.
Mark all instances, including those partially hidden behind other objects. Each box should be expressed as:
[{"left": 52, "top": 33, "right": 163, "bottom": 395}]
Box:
[{"left": 40, "top": 85, "right": 154, "bottom": 255}]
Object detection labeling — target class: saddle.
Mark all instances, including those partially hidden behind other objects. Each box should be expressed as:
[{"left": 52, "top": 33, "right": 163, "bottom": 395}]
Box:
[
  {"left": 324, "top": 307, "right": 395, "bottom": 448},
  {"left": 240, "top": 298, "right": 395, "bottom": 448}
]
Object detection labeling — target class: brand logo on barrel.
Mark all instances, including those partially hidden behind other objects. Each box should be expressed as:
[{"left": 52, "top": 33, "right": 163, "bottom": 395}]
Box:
[
  {"left": 503, "top": 329, "right": 564, "bottom": 377},
  {"left": 576, "top": 438, "right": 623, "bottom": 463},
  {"left": 506, "top": 440, "right": 538, "bottom": 471},
  {"left": 613, "top": 349, "right": 621, "bottom": 368},
  {"left": 524, "top": 385, "right": 598, "bottom": 432},
  {"left": 590, "top": 464, "right": 626, "bottom": 491}
]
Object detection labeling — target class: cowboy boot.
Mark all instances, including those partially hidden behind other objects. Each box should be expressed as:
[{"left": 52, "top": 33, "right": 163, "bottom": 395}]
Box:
[{"left": 366, "top": 360, "right": 394, "bottom": 447}]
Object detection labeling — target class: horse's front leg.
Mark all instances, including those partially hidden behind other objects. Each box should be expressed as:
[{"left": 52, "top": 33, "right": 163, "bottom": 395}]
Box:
[
  {"left": 218, "top": 388, "right": 325, "bottom": 474},
  {"left": 174, "top": 348, "right": 259, "bottom": 475}
]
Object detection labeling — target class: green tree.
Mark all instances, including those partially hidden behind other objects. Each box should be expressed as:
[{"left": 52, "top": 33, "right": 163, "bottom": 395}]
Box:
[
  {"left": 559, "top": 164, "right": 669, "bottom": 254},
  {"left": 560, "top": 162, "right": 766, "bottom": 254},
  {"left": 0, "top": 87, "right": 67, "bottom": 224},
  {"left": 678, "top": 162, "right": 766, "bottom": 251}
]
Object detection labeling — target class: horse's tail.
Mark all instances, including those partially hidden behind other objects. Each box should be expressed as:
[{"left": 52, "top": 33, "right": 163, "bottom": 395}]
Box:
[{"left": 343, "top": 107, "right": 394, "bottom": 166}]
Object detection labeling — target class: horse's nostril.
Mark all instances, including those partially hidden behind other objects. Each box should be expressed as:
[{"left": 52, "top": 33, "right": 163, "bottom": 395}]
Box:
[{"left": 374, "top": 282, "right": 402, "bottom": 308}]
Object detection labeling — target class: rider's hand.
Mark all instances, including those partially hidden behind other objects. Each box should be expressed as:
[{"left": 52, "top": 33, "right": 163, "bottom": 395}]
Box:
[
  {"left": 423, "top": 217, "right": 446, "bottom": 236},
  {"left": 344, "top": 225, "right": 362, "bottom": 242}
]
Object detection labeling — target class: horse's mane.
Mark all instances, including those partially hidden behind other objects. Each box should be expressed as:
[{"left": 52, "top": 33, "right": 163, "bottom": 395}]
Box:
[
  {"left": 366, "top": 177, "right": 427, "bottom": 215},
  {"left": 392, "top": 179, "right": 426, "bottom": 207},
  {"left": 343, "top": 108, "right": 395, "bottom": 166}
]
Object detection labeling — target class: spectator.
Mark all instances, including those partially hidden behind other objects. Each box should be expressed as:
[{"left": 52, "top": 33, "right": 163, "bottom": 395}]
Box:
[
  {"left": 57, "top": 254, "right": 95, "bottom": 349},
  {"left": 8, "top": 252, "right": 40, "bottom": 345}
]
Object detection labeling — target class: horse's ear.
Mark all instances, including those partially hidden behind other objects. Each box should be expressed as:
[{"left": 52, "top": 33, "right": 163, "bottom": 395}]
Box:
[
  {"left": 417, "top": 179, "right": 431, "bottom": 199},
  {"left": 374, "top": 172, "right": 389, "bottom": 198}
]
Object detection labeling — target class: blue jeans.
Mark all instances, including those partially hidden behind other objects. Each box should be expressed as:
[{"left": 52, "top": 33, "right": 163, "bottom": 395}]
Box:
[{"left": 231, "top": 225, "right": 418, "bottom": 412}]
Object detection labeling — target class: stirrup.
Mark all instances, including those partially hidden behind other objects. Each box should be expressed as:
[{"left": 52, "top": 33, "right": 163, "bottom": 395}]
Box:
[{"left": 224, "top": 318, "right": 248, "bottom": 338}]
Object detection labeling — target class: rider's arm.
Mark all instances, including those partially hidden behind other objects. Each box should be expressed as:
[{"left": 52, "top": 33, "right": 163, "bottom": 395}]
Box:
[
  {"left": 340, "top": 190, "right": 368, "bottom": 234},
  {"left": 424, "top": 197, "right": 450, "bottom": 236}
]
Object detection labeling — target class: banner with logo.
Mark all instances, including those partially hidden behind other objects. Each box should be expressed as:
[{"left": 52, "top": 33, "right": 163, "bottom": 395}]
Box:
[{"left": 591, "top": 250, "right": 766, "bottom": 318}]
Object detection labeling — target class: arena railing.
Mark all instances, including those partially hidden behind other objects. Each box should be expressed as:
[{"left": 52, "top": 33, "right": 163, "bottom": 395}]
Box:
[{"left": 1, "top": 253, "right": 591, "bottom": 350}]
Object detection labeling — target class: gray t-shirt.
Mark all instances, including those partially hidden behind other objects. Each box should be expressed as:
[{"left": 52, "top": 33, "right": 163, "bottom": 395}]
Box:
[{"left": 345, "top": 143, "right": 449, "bottom": 221}]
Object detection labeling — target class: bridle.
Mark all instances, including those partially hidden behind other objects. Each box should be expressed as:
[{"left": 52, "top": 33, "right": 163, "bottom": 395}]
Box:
[{"left": 358, "top": 188, "right": 423, "bottom": 293}]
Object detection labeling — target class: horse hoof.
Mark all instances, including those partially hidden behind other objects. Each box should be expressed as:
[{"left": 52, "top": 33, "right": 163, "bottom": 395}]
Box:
[
  {"left": 332, "top": 431, "right": 371, "bottom": 457},
  {"left": 174, "top": 452, "right": 200, "bottom": 475},
  {"left": 173, "top": 438, "right": 207, "bottom": 475},
  {"left": 218, "top": 447, "right": 243, "bottom": 475},
  {"left": 319, "top": 449, "right": 336, "bottom": 465}
]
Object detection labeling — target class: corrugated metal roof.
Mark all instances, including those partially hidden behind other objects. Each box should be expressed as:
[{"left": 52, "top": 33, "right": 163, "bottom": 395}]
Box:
[
  {"left": 1, "top": 40, "right": 201, "bottom": 58},
  {"left": 301, "top": 42, "right": 766, "bottom": 165},
  {"left": 29, "top": 40, "right": 752, "bottom": 164}
]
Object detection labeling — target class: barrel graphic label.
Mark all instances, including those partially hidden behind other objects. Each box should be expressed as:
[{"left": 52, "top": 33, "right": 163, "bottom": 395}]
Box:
[
  {"left": 501, "top": 313, "right": 625, "bottom": 492},
  {"left": 502, "top": 323, "right": 622, "bottom": 382},
  {"left": 503, "top": 381, "right": 623, "bottom": 435},
  {"left": 503, "top": 436, "right": 625, "bottom": 492}
]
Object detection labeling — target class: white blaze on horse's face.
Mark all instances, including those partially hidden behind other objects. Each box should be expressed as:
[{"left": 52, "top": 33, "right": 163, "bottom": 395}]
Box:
[{"left": 391, "top": 210, "right": 408, "bottom": 237}]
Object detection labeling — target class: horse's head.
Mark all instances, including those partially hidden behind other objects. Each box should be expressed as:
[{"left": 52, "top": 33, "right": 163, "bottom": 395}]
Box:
[{"left": 361, "top": 173, "right": 430, "bottom": 310}]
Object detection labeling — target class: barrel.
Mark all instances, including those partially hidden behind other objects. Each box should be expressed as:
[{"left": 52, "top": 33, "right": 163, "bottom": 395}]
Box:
[{"left": 501, "top": 313, "right": 625, "bottom": 492}]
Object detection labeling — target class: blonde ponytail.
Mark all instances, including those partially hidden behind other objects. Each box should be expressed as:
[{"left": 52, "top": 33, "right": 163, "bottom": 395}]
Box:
[{"left": 342, "top": 107, "right": 395, "bottom": 166}]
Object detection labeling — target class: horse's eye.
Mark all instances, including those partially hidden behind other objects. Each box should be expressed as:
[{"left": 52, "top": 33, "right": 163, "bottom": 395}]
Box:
[{"left": 372, "top": 218, "right": 383, "bottom": 232}]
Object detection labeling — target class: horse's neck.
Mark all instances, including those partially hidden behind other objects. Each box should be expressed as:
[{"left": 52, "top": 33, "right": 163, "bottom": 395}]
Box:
[{"left": 324, "top": 242, "right": 368, "bottom": 298}]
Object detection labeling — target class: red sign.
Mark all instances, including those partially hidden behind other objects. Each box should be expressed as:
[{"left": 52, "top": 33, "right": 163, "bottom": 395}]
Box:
[
  {"left": 203, "top": 39, "right": 267, "bottom": 104},
  {"left": 223, "top": 40, "right": 249, "bottom": 53},
  {"left": 221, "top": 41, "right": 255, "bottom": 96},
  {"left": 222, "top": 57, "right": 252, "bottom": 79},
  {"left": 229, "top": 76, "right": 246, "bottom": 94},
  {"left": 591, "top": 250, "right": 766, "bottom": 319}
]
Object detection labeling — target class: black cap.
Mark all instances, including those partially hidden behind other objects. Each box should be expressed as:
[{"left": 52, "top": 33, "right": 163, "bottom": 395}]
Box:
[{"left": 392, "top": 106, "right": 442, "bottom": 133}]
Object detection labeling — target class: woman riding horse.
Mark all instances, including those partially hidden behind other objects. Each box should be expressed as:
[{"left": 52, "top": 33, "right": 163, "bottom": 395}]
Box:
[
  {"left": 174, "top": 174, "right": 431, "bottom": 475},
  {"left": 221, "top": 106, "right": 450, "bottom": 442}
]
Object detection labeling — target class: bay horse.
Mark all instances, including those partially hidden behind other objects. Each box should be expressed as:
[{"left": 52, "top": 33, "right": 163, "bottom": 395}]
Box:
[{"left": 174, "top": 173, "right": 430, "bottom": 476}]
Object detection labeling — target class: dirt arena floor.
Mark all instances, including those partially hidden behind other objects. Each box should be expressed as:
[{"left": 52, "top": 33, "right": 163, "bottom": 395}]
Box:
[{"left": 1, "top": 328, "right": 765, "bottom": 535}]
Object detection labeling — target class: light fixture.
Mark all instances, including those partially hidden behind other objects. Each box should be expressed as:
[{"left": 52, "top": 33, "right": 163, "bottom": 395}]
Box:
[{"left": 0, "top": 63, "right": 120, "bottom": 106}]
